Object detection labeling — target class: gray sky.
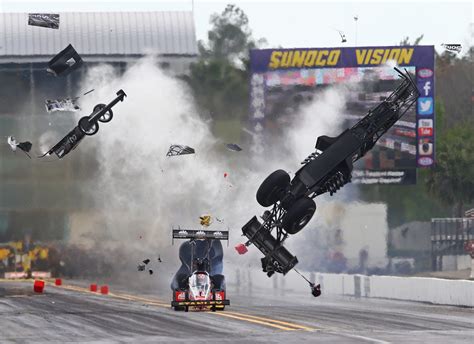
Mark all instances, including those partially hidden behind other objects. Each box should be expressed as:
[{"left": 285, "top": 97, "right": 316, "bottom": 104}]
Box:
[{"left": 1, "top": 0, "right": 472, "bottom": 54}]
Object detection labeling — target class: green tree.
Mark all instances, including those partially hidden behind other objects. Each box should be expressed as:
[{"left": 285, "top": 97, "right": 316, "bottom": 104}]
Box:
[
  {"left": 185, "top": 5, "right": 265, "bottom": 124},
  {"left": 425, "top": 121, "right": 474, "bottom": 217},
  {"left": 399, "top": 34, "right": 424, "bottom": 46}
]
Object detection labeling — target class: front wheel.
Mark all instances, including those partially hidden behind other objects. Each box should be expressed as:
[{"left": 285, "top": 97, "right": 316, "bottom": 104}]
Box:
[
  {"left": 282, "top": 197, "right": 316, "bottom": 234},
  {"left": 78, "top": 117, "right": 99, "bottom": 136},
  {"left": 256, "top": 170, "right": 290, "bottom": 207},
  {"left": 94, "top": 103, "right": 114, "bottom": 123}
]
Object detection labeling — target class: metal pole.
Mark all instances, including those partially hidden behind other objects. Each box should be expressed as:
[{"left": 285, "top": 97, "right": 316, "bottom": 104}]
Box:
[{"left": 354, "top": 15, "right": 359, "bottom": 46}]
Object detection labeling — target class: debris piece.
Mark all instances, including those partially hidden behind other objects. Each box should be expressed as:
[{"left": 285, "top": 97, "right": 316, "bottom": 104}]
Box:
[
  {"left": 33, "top": 280, "right": 45, "bottom": 293},
  {"left": 149, "top": 270, "right": 153, "bottom": 275},
  {"left": 83, "top": 89, "right": 95, "bottom": 96},
  {"left": 311, "top": 283, "right": 321, "bottom": 297},
  {"left": 166, "top": 144, "right": 195, "bottom": 157},
  {"left": 337, "top": 30, "right": 347, "bottom": 43},
  {"left": 224, "top": 172, "right": 228, "bottom": 178},
  {"left": 45, "top": 98, "right": 80, "bottom": 113},
  {"left": 235, "top": 243, "right": 248, "bottom": 255},
  {"left": 39, "top": 90, "right": 126, "bottom": 159},
  {"left": 157, "top": 255, "right": 162, "bottom": 263},
  {"left": 138, "top": 263, "right": 146, "bottom": 271},
  {"left": 54, "top": 278, "right": 62, "bottom": 286},
  {"left": 441, "top": 43, "right": 462, "bottom": 53},
  {"left": 90, "top": 284, "right": 98, "bottom": 292},
  {"left": 199, "top": 215, "right": 212, "bottom": 227},
  {"left": 225, "top": 143, "right": 242, "bottom": 152},
  {"left": 28, "top": 13, "right": 59, "bottom": 29},
  {"left": 7, "top": 136, "right": 32, "bottom": 158},
  {"left": 47, "top": 44, "right": 83, "bottom": 77},
  {"left": 294, "top": 269, "right": 321, "bottom": 297}
]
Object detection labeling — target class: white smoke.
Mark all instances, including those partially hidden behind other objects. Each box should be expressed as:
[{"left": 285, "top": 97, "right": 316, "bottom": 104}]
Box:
[{"left": 75, "top": 57, "right": 349, "bottom": 282}]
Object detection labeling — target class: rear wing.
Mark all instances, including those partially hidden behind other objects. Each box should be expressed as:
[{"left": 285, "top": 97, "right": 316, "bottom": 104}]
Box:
[{"left": 172, "top": 227, "right": 229, "bottom": 245}]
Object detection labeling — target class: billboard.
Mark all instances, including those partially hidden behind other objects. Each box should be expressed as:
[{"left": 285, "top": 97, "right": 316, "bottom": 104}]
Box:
[{"left": 249, "top": 46, "right": 435, "bottom": 184}]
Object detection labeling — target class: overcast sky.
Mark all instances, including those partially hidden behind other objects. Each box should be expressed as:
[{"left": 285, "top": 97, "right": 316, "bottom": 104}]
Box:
[{"left": 1, "top": 0, "right": 472, "bottom": 55}]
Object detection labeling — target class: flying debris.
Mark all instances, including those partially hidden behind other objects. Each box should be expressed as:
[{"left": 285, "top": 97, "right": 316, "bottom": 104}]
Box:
[
  {"left": 7, "top": 136, "right": 32, "bottom": 158},
  {"left": 149, "top": 270, "right": 154, "bottom": 275},
  {"left": 143, "top": 259, "right": 151, "bottom": 265},
  {"left": 294, "top": 269, "right": 321, "bottom": 297},
  {"left": 441, "top": 43, "right": 462, "bottom": 53},
  {"left": 235, "top": 243, "right": 248, "bottom": 255},
  {"left": 224, "top": 172, "right": 228, "bottom": 178},
  {"left": 225, "top": 143, "right": 242, "bottom": 152},
  {"left": 40, "top": 90, "right": 127, "bottom": 159},
  {"left": 199, "top": 215, "right": 212, "bottom": 227},
  {"left": 28, "top": 13, "right": 59, "bottom": 29},
  {"left": 83, "top": 89, "right": 95, "bottom": 96},
  {"left": 47, "top": 44, "right": 83, "bottom": 77},
  {"left": 158, "top": 255, "right": 163, "bottom": 263},
  {"left": 45, "top": 98, "right": 80, "bottom": 113},
  {"left": 311, "top": 283, "right": 321, "bottom": 297},
  {"left": 138, "top": 263, "right": 146, "bottom": 272},
  {"left": 166, "top": 145, "right": 195, "bottom": 157},
  {"left": 336, "top": 30, "right": 347, "bottom": 43}
]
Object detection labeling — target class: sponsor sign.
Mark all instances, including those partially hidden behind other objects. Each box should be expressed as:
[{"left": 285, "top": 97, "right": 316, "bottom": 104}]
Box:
[
  {"left": 250, "top": 45, "right": 435, "bottom": 175},
  {"left": 418, "top": 119, "right": 433, "bottom": 136},
  {"left": 418, "top": 157, "right": 434, "bottom": 166},
  {"left": 418, "top": 68, "right": 433, "bottom": 78},
  {"left": 418, "top": 97, "right": 434, "bottom": 115}
]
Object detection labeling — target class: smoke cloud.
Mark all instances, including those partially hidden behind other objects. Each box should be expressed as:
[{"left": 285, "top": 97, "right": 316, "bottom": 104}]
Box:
[{"left": 75, "top": 57, "right": 350, "bottom": 285}]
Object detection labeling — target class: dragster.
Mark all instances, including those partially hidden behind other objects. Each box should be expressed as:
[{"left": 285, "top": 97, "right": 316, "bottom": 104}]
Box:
[
  {"left": 171, "top": 228, "right": 230, "bottom": 312},
  {"left": 41, "top": 90, "right": 127, "bottom": 159},
  {"left": 239, "top": 68, "right": 419, "bottom": 277}
]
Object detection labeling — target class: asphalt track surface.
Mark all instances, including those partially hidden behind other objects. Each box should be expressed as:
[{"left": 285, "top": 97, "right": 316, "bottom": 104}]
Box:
[{"left": 1, "top": 279, "right": 473, "bottom": 343}]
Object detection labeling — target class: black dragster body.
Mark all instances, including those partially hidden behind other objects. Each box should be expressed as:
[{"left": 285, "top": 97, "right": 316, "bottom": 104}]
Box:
[{"left": 240, "top": 68, "right": 419, "bottom": 277}]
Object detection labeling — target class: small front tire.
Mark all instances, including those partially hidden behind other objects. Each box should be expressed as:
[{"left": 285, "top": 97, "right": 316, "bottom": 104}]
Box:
[
  {"left": 78, "top": 117, "right": 99, "bottom": 136},
  {"left": 282, "top": 197, "right": 316, "bottom": 234},
  {"left": 256, "top": 170, "right": 290, "bottom": 207}
]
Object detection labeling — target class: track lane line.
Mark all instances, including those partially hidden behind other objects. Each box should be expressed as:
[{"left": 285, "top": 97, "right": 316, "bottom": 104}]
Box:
[
  {"left": 213, "top": 312, "right": 297, "bottom": 331},
  {"left": 221, "top": 311, "right": 315, "bottom": 331},
  {"left": 8, "top": 281, "right": 315, "bottom": 332}
]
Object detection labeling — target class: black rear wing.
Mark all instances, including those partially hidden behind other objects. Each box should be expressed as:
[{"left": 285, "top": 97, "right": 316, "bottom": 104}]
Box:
[{"left": 172, "top": 228, "right": 229, "bottom": 244}]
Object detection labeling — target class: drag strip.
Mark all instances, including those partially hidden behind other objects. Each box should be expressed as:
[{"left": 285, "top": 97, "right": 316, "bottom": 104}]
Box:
[{"left": 1, "top": 280, "right": 473, "bottom": 343}]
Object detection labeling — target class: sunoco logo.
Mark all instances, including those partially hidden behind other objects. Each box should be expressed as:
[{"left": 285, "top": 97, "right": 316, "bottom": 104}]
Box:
[
  {"left": 418, "top": 68, "right": 433, "bottom": 78},
  {"left": 418, "top": 157, "right": 433, "bottom": 166}
]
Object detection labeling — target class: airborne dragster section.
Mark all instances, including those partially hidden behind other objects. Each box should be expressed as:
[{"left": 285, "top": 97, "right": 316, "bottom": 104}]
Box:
[{"left": 240, "top": 68, "right": 419, "bottom": 276}]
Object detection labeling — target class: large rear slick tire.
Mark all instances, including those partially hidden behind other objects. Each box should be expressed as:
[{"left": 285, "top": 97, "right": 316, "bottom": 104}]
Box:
[
  {"left": 256, "top": 170, "right": 290, "bottom": 207},
  {"left": 282, "top": 197, "right": 316, "bottom": 234}
]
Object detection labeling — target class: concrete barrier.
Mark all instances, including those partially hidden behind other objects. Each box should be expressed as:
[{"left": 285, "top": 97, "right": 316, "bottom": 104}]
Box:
[{"left": 229, "top": 266, "right": 474, "bottom": 307}]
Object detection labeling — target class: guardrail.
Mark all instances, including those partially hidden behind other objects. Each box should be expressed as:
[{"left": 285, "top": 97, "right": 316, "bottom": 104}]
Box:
[{"left": 230, "top": 267, "right": 474, "bottom": 307}]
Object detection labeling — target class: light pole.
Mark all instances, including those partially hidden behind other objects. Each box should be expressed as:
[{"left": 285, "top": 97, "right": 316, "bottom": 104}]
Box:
[{"left": 354, "top": 15, "right": 359, "bottom": 46}]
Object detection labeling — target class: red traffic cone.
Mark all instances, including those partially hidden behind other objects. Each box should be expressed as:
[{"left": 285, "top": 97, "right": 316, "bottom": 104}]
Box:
[
  {"left": 90, "top": 284, "right": 98, "bottom": 292},
  {"left": 33, "top": 280, "right": 45, "bottom": 293},
  {"left": 100, "top": 285, "right": 109, "bottom": 295},
  {"left": 55, "top": 278, "right": 62, "bottom": 286}
]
